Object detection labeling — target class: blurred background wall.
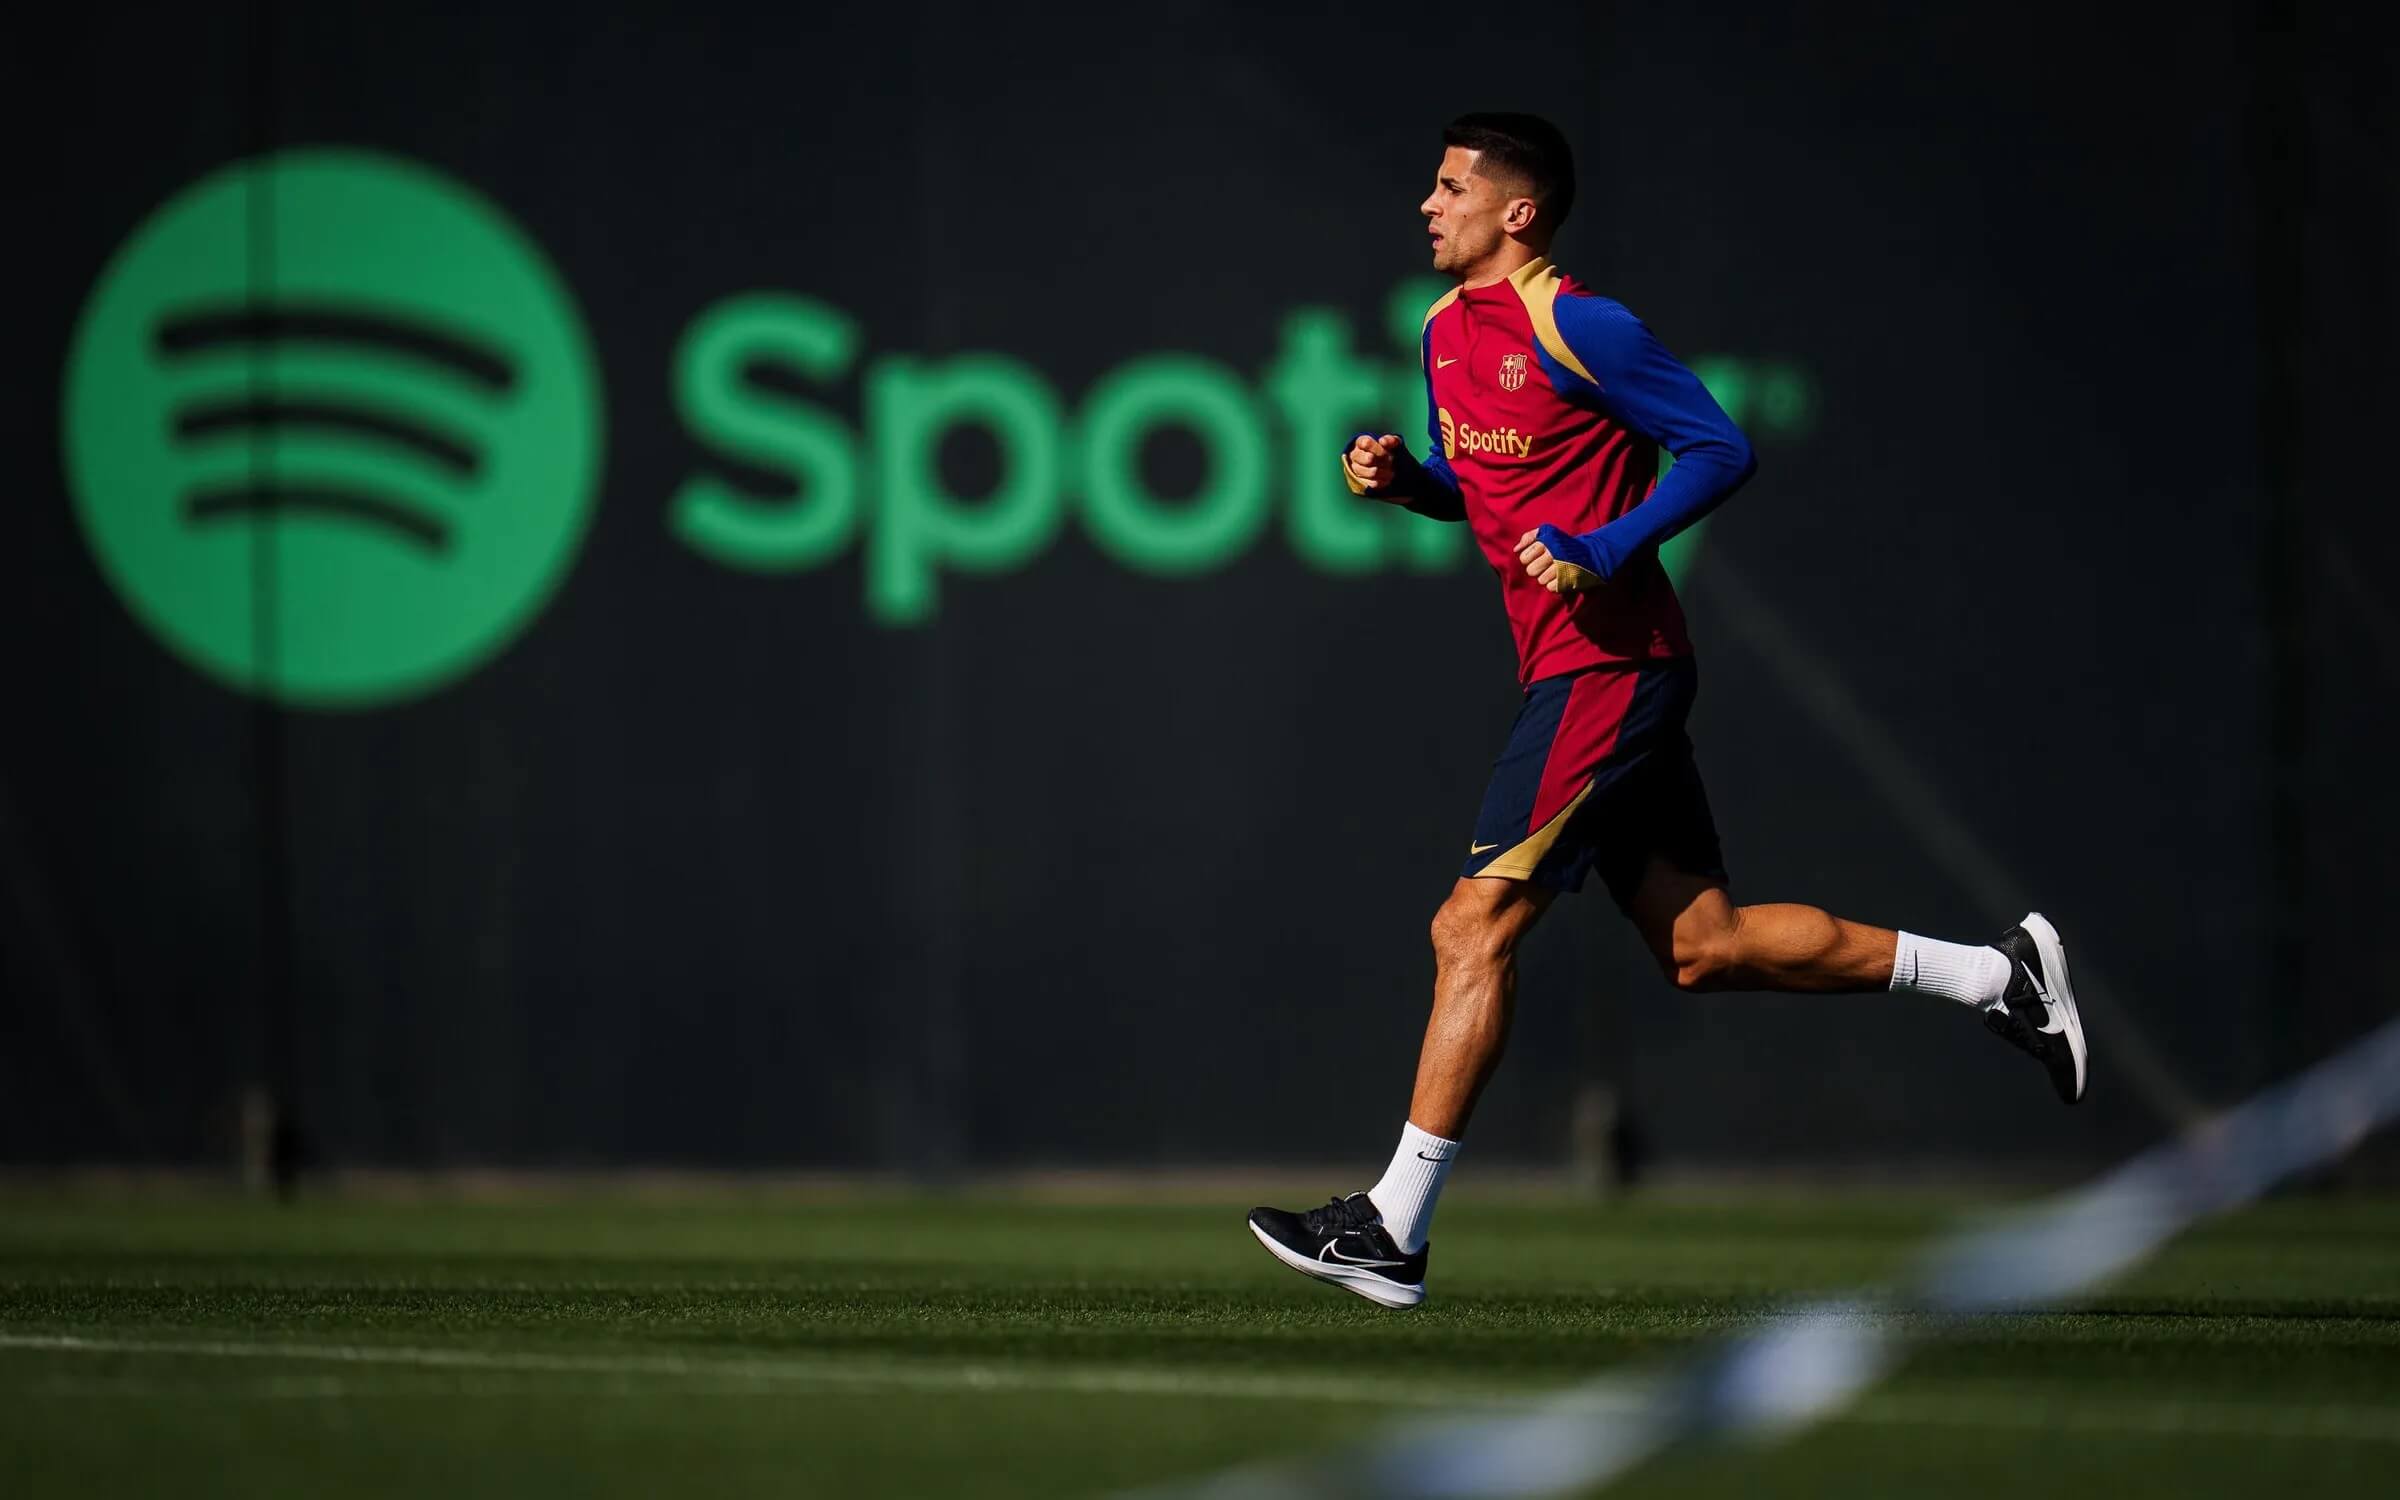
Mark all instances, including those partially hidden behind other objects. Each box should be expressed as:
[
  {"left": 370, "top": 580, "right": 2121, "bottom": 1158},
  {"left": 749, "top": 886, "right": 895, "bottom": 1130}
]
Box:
[{"left": 5, "top": 1, "right": 2392, "bottom": 1178}]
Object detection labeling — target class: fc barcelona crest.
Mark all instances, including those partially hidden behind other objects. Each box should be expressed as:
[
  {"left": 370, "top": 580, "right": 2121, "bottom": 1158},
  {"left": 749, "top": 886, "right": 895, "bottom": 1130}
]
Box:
[{"left": 1499, "top": 352, "right": 1528, "bottom": 391}]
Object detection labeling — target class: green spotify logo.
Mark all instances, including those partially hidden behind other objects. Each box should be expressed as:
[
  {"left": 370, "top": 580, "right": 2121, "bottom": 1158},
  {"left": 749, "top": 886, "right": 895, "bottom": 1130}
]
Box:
[
  {"left": 67, "top": 148, "right": 1815, "bottom": 702},
  {"left": 64, "top": 149, "right": 601, "bottom": 708}
]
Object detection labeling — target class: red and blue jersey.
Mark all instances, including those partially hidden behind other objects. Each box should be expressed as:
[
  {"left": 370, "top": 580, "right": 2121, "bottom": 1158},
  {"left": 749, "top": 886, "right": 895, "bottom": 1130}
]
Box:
[{"left": 1348, "top": 258, "right": 1755, "bottom": 683}]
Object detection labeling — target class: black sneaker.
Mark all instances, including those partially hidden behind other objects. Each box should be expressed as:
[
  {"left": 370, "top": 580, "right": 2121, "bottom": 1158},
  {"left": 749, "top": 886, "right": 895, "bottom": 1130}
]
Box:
[
  {"left": 1982, "top": 912, "right": 2089, "bottom": 1105},
  {"left": 1246, "top": 1192, "right": 1428, "bottom": 1308}
]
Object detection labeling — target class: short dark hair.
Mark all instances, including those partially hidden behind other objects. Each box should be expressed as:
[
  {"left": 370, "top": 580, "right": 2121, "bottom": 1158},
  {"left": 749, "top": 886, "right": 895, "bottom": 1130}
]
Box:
[{"left": 1442, "top": 113, "right": 1576, "bottom": 233}]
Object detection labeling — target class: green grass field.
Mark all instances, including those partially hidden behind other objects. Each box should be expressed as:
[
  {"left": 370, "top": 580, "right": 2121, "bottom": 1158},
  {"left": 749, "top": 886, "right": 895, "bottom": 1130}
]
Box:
[{"left": 3, "top": 1188, "right": 2395, "bottom": 1497}]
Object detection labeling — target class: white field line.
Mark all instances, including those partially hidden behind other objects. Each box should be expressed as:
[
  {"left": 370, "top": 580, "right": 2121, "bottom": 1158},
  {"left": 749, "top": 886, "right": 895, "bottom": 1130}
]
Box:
[
  {"left": 0, "top": 1333, "right": 1473, "bottom": 1408},
  {"left": 4, "top": 1333, "right": 2396, "bottom": 1447}
]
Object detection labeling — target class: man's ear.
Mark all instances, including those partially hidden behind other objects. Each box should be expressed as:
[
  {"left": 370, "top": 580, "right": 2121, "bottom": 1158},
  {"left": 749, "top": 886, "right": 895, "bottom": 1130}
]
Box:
[{"left": 1504, "top": 196, "right": 1539, "bottom": 234}]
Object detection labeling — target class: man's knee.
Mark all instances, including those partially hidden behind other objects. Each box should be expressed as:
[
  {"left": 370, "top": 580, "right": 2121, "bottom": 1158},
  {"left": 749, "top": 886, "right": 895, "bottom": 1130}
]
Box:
[
  {"left": 1430, "top": 882, "right": 1535, "bottom": 969},
  {"left": 1665, "top": 911, "right": 1743, "bottom": 993}
]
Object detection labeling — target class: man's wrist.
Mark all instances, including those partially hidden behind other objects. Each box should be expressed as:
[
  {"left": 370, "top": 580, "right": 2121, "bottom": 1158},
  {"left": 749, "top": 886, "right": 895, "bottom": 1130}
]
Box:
[{"left": 1536, "top": 523, "right": 1615, "bottom": 582}]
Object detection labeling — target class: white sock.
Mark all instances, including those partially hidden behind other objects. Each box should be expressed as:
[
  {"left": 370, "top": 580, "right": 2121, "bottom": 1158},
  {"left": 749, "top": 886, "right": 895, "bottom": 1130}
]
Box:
[
  {"left": 1890, "top": 931, "right": 2011, "bottom": 1009},
  {"left": 1366, "top": 1121, "right": 1459, "bottom": 1254}
]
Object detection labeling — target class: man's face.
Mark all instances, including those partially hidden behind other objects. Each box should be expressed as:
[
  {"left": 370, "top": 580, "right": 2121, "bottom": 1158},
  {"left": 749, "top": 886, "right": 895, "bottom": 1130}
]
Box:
[{"left": 1420, "top": 146, "right": 1527, "bottom": 277}]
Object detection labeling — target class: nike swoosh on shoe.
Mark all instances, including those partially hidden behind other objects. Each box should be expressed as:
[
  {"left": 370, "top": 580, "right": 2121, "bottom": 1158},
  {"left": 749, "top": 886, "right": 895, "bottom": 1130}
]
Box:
[
  {"left": 2022, "top": 962, "right": 2068, "bottom": 1034},
  {"left": 1323, "top": 1245, "right": 1405, "bottom": 1268}
]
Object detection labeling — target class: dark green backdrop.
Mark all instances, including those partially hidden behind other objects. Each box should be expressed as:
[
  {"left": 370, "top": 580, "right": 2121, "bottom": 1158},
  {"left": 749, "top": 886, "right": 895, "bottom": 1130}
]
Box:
[{"left": 6, "top": 1, "right": 2393, "bottom": 1174}]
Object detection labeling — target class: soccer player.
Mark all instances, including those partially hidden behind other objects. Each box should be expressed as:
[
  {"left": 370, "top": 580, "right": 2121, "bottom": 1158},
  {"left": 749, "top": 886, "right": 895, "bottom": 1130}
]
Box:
[{"left": 1247, "top": 114, "right": 2090, "bottom": 1309}]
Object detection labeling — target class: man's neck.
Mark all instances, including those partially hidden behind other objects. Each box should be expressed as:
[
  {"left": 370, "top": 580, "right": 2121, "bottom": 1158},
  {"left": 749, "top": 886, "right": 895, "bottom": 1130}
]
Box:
[{"left": 1458, "top": 242, "right": 1543, "bottom": 290}]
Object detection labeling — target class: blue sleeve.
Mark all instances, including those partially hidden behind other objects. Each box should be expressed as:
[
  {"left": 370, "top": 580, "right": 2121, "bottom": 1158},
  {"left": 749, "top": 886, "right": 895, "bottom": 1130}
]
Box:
[
  {"left": 1401, "top": 443, "right": 1466, "bottom": 523},
  {"left": 1533, "top": 297, "right": 1756, "bottom": 581},
  {"left": 1407, "top": 460, "right": 1468, "bottom": 522},
  {"left": 1411, "top": 336, "right": 1466, "bottom": 520}
]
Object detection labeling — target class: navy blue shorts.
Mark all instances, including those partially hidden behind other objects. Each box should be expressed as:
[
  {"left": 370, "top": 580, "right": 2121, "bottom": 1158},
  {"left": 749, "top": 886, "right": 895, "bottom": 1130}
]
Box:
[{"left": 1461, "top": 657, "right": 1727, "bottom": 905}]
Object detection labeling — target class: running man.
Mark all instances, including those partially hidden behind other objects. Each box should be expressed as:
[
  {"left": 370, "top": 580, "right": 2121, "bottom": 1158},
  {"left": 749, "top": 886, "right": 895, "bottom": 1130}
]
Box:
[{"left": 1247, "top": 114, "right": 2089, "bottom": 1309}]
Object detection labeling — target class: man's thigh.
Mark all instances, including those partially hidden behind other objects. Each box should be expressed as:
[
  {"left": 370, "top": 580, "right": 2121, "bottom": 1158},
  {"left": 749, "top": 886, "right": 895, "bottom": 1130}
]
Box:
[{"left": 1587, "top": 732, "right": 1730, "bottom": 913}]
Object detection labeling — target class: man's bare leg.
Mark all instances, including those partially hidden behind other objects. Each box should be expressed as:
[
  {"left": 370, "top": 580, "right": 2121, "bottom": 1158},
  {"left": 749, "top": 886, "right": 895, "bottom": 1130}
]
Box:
[
  {"left": 1625, "top": 858, "right": 2089, "bottom": 1104},
  {"left": 1406, "top": 876, "right": 1555, "bottom": 1136},
  {"left": 1333, "top": 876, "right": 1553, "bottom": 1260},
  {"left": 1244, "top": 876, "right": 1552, "bottom": 1305},
  {"left": 1625, "top": 862, "right": 1897, "bottom": 993}
]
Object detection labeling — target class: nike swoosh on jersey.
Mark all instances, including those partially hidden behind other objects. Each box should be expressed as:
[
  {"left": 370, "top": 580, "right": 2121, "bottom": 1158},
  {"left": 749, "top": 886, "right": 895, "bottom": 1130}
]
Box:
[
  {"left": 1469, "top": 841, "right": 1500, "bottom": 854},
  {"left": 1436, "top": 356, "right": 1459, "bottom": 368}
]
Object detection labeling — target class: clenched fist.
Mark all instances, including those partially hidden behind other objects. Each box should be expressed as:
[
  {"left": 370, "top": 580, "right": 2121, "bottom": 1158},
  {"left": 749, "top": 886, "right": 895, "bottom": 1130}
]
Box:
[
  {"left": 1345, "top": 433, "right": 1404, "bottom": 492},
  {"left": 1516, "top": 528, "right": 1601, "bottom": 595}
]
